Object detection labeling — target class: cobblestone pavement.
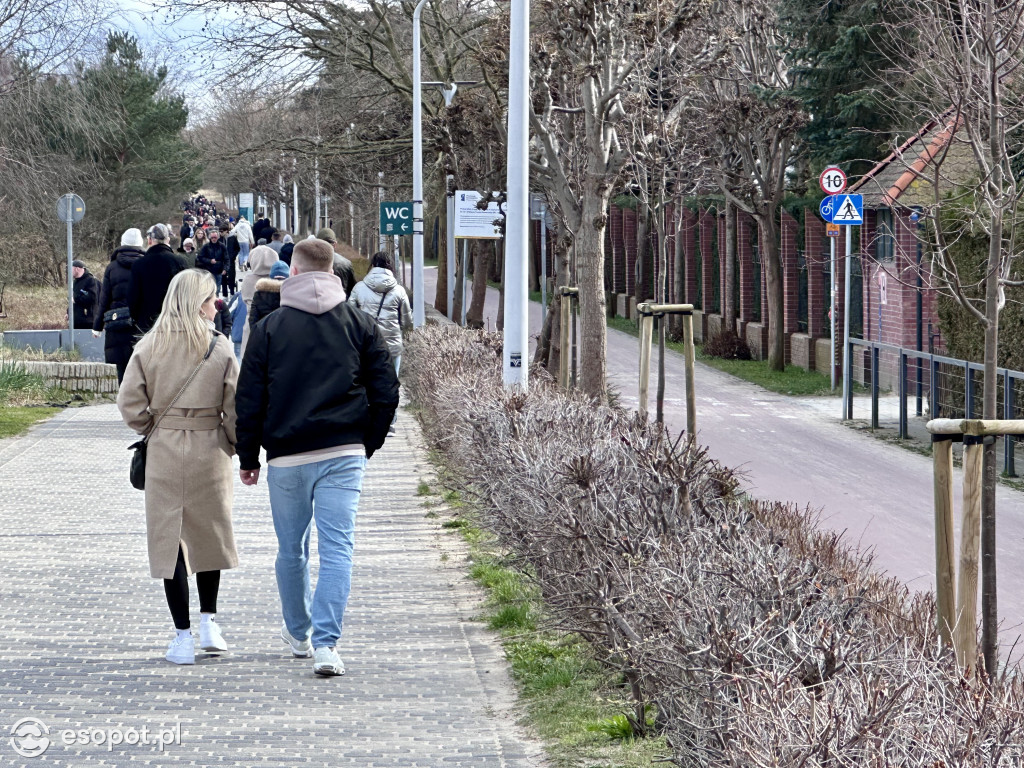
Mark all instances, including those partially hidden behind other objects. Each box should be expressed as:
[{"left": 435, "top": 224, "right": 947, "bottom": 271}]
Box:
[{"left": 0, "top": 404, "right": 544, "bottom": 767}]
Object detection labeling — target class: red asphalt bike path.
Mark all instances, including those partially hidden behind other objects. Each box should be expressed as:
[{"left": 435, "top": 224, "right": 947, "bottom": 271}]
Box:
[{"left": 420, "top": 267, "right": 1024, "bottom": 663}]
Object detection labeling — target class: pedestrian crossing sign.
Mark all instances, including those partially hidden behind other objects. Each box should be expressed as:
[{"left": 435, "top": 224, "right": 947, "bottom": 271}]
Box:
[{"left": 831, "top": 194, "right": 863, "bottom": 225}]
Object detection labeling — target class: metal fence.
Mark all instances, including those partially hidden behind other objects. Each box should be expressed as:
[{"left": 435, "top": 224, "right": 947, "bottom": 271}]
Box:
[{"left": 847, "top": 338, "right": 1024, "bottom": 476}]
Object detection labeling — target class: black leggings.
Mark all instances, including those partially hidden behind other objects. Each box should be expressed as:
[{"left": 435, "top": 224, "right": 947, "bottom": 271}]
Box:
[{"left": 163, "top": 546, "right": 221, "bottom": 630}]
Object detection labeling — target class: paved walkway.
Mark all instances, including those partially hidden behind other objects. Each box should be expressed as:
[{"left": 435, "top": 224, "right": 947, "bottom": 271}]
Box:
[
  {"left": 0, "top": 404, "right": 543, "bottom": 767},
  {"left": 424, "top": 268, "right": 1024, "bottom": 663}
]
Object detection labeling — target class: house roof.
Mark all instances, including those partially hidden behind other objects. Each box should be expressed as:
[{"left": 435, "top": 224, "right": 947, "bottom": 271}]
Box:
[{"left": 850, "top": 111, "right": 960, "bottom": 208}]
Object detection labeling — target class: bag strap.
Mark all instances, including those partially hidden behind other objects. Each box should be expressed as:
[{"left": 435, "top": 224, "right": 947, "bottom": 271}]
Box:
[
  {"left": 375, "top": 287, "right": 394, "bottom": 319},
  {"left": 144, "top": 335, "right": 218, "bottom": 443}
]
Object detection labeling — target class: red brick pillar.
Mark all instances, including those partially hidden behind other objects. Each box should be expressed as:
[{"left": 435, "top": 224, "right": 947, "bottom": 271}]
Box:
[
  {"left": 609, "top": 205, "right": 625, "bottom": 294},
  {"left": 663, "top": 203, "right": 675, "bottom": 302},
  {"left": 782, "top": 211, "right": 799, "bottom": 335},
  {"left": 624, "top": 207, "right": 637, "bottom": 295},
  {"left": 699, "top": 208, "right": 715, "bottom": 314},
  {"left": 806, "top": 215, "right": 826, "bottom": 339},
  {"left": 683, "top": 209, "right": 697, "bottom": 305},
  {"left": 738, "top": 212, "right": 753, "bottom": 329},
  {"left": 718, "top": 210, "right": 727, "bottom": 321}
]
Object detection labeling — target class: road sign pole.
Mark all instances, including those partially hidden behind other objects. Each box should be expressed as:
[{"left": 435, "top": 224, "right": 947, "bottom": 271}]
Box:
[
  {"left": 830, "top": 237, "right": 837, "bottom": 390},
  {"left": 540, "top": 204, "right": 547, "bottom": 311},
  {"left": 65, "top": 200, "right": 74, "bottom": 350},
  {"left": 446, "top": 176, "right": 455, "bottom": 319},
  {"left": 502, "top": 0, "right": 530, "bottom": 389},
  {"left": 411, "top": 0, "right": 427, "bottom": 328},
  {"left": 842, "top": 224, "right": 853, "bottom": 418}
]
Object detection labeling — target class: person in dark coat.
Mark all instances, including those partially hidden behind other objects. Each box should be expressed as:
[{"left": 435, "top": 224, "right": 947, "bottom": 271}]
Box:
[
  {"left": 93, "top": 228, "right": 146, "bottom": 382},
  {"left": 196, "top": 228, "right": 228, "bottom": 293},
  {"left": 128, "top": 223, "right": 188, "bottom": 334},
  {"left": 220, "top": 225, "right": 236, "bottom": 298},
  {"left": 214, "top": 298, "right": 232, "bottom": 337},
  {"left": 315, "top": 228, "right": 355, "bottom": 297},
  {"left": 278, "top": 241, "right": 294, "bottom": 266},
  {"left": 71, "top": 260, "right": 100, "bottom": 329},
  {"left": 248, "top": 260, "right": 289, "bottom": 328}
]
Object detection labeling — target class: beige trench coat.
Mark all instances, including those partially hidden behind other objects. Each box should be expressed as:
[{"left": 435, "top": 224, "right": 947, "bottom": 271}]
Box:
[{"left": 117, "top": 332, "right": 240, "bottom": 579}]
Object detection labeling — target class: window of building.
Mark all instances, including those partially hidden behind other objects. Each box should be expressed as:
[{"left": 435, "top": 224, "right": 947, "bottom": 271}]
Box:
[{"left": 875, "top": 208, "right": 895, "bottom": 263}]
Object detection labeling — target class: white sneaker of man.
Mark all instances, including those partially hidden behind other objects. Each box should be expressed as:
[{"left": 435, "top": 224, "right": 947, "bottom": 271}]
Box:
[
  {"left": 165, "top": 632, "right": 195, "bottom": 665},
  {"left": 312, "top": 646, "right": 345, "bottom": 676},
  {"left": 281, "top": 624, "right": 313, "bottom": 658}
]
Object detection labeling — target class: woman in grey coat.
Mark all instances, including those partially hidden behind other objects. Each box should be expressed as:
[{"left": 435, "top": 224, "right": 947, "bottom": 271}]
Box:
[{"left": 349, "top": 251, "right": 413, "bottom": 373}]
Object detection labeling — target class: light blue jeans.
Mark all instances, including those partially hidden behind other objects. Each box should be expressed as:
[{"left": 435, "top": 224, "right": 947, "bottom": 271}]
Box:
[
  {"left": 238, "top": 241, "right": 251, "bottom": 269},
  {"left": 267, "top": 455, "right": 367, "bottom": 649}
]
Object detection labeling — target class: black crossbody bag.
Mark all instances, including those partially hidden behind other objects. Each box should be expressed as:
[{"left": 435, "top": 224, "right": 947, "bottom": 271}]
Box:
[{"left": 129, "top": 336, "right": 218, "bottom": 491}]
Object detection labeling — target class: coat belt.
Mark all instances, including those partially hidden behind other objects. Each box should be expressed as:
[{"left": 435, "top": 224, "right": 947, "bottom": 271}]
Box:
[{"left": 156, "top": 415, "right": 222, "bottom": 431}]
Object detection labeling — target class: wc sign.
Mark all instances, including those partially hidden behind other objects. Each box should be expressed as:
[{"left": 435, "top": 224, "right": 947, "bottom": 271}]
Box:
[{"left": 379, "top": 202, "right": 413, "bottom": 235}]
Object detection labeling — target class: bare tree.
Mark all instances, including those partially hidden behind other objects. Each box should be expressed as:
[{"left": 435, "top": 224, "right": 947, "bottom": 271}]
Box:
[
  {"left": 695, "top": 0, "right": 806, "bottom": 371},
  {"left": 876, "top": 0, "right": 1024, "bottom": 677}
]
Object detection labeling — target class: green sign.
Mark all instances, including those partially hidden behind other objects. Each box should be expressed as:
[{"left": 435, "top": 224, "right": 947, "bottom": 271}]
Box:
[{"left": 380, "top": 201, "right": 413, "bottom": 236}]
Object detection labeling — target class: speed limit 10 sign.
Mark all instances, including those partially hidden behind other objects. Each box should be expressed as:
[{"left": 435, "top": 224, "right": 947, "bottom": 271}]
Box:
[{"left": 820, "top": 166, "right": 847, "bottom": 195}]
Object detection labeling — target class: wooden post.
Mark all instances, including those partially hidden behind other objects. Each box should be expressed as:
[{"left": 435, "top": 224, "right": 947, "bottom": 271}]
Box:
[
  {"left": 955, "top": 437, "right": 984, "bottom": 671},
  {"left": 684, "top": 312, "right": 697, "bottom": 437},
  {"left": 638, "top": 310, "right": 654, "bottom": 415},
  {"left": 933, "top": 437, "right": 956, "bottom": 648}
]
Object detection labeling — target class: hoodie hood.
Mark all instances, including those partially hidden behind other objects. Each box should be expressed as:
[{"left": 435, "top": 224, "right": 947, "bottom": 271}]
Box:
[
  {"left": 112, "top": 246, "right": 144, "bottom": 268},
  {"left": 280, "top": 272, "right": 346, "bottom": 315},
  {"left": 363, "top": 267, "right": 397, "bottom": 294},
  {"left": 248, "top": 245, "right": 279, "bottom": 277}
]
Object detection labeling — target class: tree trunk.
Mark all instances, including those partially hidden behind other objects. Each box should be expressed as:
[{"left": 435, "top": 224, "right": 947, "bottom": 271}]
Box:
[
  {"left": 467, "top": 243, "right": 490, "bottom": 329},
  {"left": 635, "top": 207, "right": 649, "bottom": 303},
  {"left": 723, "top": 201, "right": 737, "bottom": 334},
  {"left": 671, "top": 204, "right": 686, "bottom": 336},
  {"left": 759, "top": 208, "right": 786, "bottom": 371},
  {"left": 534, "top": 236, "right": 570, "bottom": 371},
  {"left": 577, "top": 188, "right": 610, "bottom": 403},
  {"left": 981, "top": 207, "right": 1001, "bottom": 678},
  {"left": 434, "top": 211, "right": 448, "bottom": 316}
]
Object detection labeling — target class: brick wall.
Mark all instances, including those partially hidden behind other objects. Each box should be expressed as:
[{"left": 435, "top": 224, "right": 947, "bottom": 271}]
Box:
[
  {"left": 806, "top": 216, "right": 827, "bottom": 338},
  {"left": 699, "top": 208, "right": 715, "bottom": 313},
  {"left": 609, "top": 205, "right": 625, "bottom": 293},
  {"left": 738, "top": 212, "right": 754, "bottom": 327},
  {"left": 682, "top": 209, "right": 698, "bottom": 306}
]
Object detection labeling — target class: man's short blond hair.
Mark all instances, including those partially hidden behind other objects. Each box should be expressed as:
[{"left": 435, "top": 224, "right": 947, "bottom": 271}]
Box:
[{"left": 292, "top": 239, "right": 335, "bottom": 273}]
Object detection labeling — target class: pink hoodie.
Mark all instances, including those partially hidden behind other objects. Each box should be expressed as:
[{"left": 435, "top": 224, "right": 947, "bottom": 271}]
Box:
[{"left": 279, "top": 271, "right": 347, "bottom": 314}]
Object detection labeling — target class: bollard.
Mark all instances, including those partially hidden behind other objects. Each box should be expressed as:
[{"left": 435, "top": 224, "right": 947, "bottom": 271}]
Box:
[
  {"left": 956, "top": 435, "right": 984, "bottom": 672},
  {"left": 932, "top": 435, "right": 956, "bottom": 648}
]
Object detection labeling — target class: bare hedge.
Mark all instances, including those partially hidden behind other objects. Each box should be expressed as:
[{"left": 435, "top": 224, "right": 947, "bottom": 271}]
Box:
[{"left": 404, "top": 326, "right": 1024, "bottom": 767}]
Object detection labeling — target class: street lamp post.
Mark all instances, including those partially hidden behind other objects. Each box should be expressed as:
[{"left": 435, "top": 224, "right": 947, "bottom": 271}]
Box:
[
  {"left": 411, "top": 0, "right": 428, "bottom": 327},
  {"left": 502, "top": 0, "right": 529, "bottom": 389}
]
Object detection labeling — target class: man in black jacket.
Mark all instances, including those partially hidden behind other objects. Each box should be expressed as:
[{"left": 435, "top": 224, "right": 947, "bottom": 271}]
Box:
[
  {"left": 70, "top": 260, "right": 100, "bottom": 329},
  {"left": 235, "top": 238, "right": 399, "bottom": 677},
  {"left": 128, "top": 224, "right": 187, "bottom": 334},
  {"left": 315, "top": 228, "right": 356, "bottom": 298},
  {"left": 196, "top": 227, "right": 228, "bottom": 293}
]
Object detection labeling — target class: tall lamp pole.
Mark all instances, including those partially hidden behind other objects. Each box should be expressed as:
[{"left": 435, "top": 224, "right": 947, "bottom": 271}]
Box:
[
  {"left": 411, "top": 0, "right": 428, "bottom": 327},
  {"left": 502, "top": 0, "right": 529, "bottom": 389}
]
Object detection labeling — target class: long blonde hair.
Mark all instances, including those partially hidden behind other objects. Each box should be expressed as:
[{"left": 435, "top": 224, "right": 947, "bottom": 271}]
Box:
[{"left": 147, "top": 269, "right": 215, "bottom": 362}]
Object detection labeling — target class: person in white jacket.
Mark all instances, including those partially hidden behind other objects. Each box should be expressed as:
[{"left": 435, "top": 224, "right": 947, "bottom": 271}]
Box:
[
  {"left": 349, "top": 251, "right": 413, "bottom": 374},
  {"left": 230, "top": 216, "right": 256, "bottom": 270}
]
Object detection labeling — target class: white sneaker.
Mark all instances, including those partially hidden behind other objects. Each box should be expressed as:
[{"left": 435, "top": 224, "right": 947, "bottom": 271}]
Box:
[
  {"left": 281, "top": 624, "right": 312, "bottom": 658},
  {"left": 199, "top": 618, "right": 228, "bottom": 652},
  {"left": 312, "top": 646, "right": 345, "bottom": 676},
  {"left": 165, "top": 633, "right": 195, "bottom": 665}
]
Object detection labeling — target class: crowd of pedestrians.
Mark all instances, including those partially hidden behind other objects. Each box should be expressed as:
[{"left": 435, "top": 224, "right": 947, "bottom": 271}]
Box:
[{"left": 99, "top": 194, "right": 413, "bottom": 675}]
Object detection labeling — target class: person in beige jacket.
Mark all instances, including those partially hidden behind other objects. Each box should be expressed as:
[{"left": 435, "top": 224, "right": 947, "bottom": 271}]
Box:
[
  {"left": 117, "top": 269, "right": 240, "bottom": 665},
  {"left": 238, "top": 244, "right": 279, "bottom": 357}
]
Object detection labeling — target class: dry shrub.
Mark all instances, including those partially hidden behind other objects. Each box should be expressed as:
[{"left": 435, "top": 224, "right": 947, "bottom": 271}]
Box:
[
  {"left": 704, "top": 330, "right": 752, "bottom": 360},
  {"left": 404, "top": 325, "right": 1024, "bottom": 767}
]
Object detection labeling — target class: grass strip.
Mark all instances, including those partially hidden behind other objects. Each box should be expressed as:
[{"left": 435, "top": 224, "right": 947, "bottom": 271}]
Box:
[
  {"left": 424, "top": 478, "right": 668, "bottom": 768},
  {"left": 0, "top": 407, "right": 59, "bottom": 439},
  {"left": 607, "top": 315, "right": 852, "bottom": 397}
]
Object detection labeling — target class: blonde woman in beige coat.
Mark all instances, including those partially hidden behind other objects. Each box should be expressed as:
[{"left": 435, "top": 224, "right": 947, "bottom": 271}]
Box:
[{"left": 118, "top": 269, "right": 240, "bottom": 665}]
